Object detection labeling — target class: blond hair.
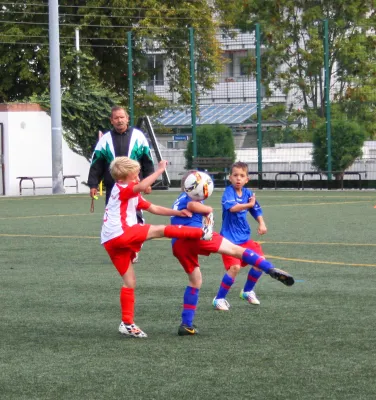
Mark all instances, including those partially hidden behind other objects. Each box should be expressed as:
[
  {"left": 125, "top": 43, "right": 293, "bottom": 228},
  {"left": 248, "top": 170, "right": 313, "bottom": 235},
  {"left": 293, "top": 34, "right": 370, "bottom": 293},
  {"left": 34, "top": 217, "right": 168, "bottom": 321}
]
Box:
[{"left": 109, "top": 157, "right": 140, "bottom": 181}]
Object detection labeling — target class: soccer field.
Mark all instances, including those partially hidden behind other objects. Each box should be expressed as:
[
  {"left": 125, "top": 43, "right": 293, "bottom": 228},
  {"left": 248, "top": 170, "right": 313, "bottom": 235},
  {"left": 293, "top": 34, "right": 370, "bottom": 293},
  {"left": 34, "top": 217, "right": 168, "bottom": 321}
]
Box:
[{"left": 1, "top": 190, "right": 376, "bottom": 400}]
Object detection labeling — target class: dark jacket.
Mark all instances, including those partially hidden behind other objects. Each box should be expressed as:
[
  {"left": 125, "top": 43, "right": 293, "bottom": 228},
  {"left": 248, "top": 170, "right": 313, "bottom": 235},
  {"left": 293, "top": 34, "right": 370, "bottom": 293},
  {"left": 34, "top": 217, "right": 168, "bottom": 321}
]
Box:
[{"left": 87, "top": 127, "right": 154, "bottom": 190}]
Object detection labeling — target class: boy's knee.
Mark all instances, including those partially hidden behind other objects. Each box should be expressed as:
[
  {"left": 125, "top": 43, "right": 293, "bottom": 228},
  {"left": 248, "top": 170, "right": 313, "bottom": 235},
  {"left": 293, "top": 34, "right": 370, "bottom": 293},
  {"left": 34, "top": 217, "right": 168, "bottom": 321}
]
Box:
[
  {"left": 188, "top": 267, "right": 202, "bottom": 288},
  {"left": 229, "top": 264, "right": 241, "bottom": 275},
  {"left": 148, "top": 225, "right": 166, "bottom": 239}
]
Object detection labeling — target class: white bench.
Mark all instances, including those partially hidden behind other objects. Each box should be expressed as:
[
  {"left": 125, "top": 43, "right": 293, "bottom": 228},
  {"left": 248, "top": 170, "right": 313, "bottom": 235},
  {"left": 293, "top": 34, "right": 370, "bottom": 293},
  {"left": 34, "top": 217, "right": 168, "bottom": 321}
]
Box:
[{"left": 16, "top": 175, "right": 80, "bottom": 195}]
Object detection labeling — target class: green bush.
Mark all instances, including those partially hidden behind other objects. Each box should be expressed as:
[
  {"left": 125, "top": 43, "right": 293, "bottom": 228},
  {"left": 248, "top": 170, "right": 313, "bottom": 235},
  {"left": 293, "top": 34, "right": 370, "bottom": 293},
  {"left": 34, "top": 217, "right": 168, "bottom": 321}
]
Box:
[
  {"left": 312, "top": 120, "right": 366, "bottom": 180},
  {"left": 184, "top": 123, "right": 235, "bottom": 169}
]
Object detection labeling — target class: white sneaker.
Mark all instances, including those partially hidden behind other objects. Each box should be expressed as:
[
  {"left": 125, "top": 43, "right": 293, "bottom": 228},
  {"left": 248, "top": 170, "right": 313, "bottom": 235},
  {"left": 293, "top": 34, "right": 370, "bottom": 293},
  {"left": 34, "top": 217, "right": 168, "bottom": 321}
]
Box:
[
  {"left": 212, "top": 297, "right": 230, "bottom": 311},
  {"left": 132, "top": 253, "right": 139, "bottom": 264},
  {"left": 240, "top": 290, "right": 260, "bottom": 305},
  {"left": 119, "top": 322, "right": 147, "bottom": 338},
  {"left": 201, "top": 212, "right": 214, "bottom": 240}
]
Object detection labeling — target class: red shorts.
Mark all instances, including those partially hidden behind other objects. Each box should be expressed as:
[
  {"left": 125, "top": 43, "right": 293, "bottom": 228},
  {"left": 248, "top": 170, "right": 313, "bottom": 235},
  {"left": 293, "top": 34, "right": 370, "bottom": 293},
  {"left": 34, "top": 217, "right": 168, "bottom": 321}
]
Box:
[
  {"left": 221, "top": 239, "right": 264, "bottom": 270},
  {"left": 103, "top": 224, "right": 150, "bottom": 276},
  {"left": 172, "top": 232, "right": 223, "bottom": 274}
]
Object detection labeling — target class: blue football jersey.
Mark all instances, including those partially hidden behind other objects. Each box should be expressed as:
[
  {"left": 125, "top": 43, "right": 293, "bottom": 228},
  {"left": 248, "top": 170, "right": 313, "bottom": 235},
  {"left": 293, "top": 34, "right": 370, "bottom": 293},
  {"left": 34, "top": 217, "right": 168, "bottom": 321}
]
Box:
[
  {"left": 171, "top": 192, "right": 203, "bottom": 245},
  {"left": 220, "top": 185, "right": 263, "bottom": 245}
]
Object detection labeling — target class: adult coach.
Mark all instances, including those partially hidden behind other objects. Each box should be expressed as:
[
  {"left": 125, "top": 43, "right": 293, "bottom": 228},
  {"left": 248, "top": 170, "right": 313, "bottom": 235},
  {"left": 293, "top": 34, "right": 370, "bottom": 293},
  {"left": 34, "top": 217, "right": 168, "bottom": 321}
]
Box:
[{"left": 88, "top": 106, "right": 155, "bottom": 206}]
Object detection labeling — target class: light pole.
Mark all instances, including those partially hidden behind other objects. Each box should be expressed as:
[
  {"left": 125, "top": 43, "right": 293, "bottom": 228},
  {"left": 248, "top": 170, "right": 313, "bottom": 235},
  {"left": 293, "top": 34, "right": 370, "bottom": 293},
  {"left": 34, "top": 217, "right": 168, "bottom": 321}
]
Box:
[{"left": 48, "top": 0, "right": 64, "bottom": 194}]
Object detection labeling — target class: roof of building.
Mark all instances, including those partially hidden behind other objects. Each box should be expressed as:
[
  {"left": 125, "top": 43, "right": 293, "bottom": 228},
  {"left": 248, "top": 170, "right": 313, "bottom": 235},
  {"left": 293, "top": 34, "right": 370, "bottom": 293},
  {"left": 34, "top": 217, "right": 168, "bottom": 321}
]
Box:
[{"left": 155, "top": 103, "right": 258, "bottom": 126}]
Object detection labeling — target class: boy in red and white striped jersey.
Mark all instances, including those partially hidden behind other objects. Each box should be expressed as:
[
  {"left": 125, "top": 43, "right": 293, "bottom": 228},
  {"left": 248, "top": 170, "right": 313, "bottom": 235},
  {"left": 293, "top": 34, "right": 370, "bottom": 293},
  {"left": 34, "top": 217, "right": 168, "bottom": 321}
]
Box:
[{"left": 101, "top": 157, "right": 213, "bottom": 338}]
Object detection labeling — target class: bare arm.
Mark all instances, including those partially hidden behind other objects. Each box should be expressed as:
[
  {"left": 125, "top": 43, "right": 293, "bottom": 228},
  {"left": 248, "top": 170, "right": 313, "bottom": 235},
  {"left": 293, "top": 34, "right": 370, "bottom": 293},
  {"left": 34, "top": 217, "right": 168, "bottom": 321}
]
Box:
[
  {"left": 147, "top": 204, "right": 192, "bottom": 217},
  {"left": 133, "top": 160, "right": 167, "bottom": 193},
  {"left": 187, "top": 201, "right": 213, "bottom": 215}
]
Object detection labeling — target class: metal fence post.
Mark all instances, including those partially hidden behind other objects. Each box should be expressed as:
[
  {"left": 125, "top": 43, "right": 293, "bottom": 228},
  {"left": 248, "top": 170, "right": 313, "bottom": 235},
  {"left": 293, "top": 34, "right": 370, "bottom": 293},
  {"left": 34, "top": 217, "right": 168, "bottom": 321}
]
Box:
[
  {"left": 189, "top": 27, "right": 197, "bottom": 162},
  {"left": 323, "top": 19, "right": 332, "bottom": 181},
  {"left": 255, "top": 23, "right": 263, "bottom": 189},
  {"left": 127, "top": 31, "right": 134, "bottom": 126}
]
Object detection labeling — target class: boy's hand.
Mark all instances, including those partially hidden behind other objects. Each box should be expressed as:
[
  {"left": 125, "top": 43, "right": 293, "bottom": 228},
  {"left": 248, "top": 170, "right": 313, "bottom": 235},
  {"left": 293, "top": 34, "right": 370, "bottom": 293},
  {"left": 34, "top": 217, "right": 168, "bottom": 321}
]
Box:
[
  {"left": 257, "top": 223, "right": 267, "bottom": 235},
  {"left": 143, "top": 186, "right": 152, "bottom": 194},
  {"left": 179, "top": 209, "right": 192, "bottom": 217},
  {"left": 158, "top": 160, "right": 168, "bottom": 170}
]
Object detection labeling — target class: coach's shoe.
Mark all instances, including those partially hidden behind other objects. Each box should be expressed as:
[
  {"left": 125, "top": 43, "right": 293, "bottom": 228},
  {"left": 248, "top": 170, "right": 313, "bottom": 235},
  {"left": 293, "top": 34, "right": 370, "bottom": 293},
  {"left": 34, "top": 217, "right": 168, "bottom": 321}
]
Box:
[
  {"left": 201, "top": 212, "right": 214, "bottom": 240},
  {"left": 178, "top": 324, "right": 199, "bottom": 336},
  {"left": 212, "top": 297, "right": 230, "bottom": 311},
  {"left": 268, "top": 268, "right": 295, "bottom": 286},
  {"left": 119, "top": 322, "right": 148, "bottom": 338},
  {"left": 240, "top": 289, "right": 260, "bottom": 305}
]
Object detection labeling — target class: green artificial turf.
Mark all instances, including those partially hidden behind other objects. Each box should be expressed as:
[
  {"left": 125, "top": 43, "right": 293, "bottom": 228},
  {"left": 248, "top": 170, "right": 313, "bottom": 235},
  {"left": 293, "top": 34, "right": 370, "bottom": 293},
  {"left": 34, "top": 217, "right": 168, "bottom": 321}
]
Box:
[{"left": 1, "top": 190, "right": 376, "bottom": 399}]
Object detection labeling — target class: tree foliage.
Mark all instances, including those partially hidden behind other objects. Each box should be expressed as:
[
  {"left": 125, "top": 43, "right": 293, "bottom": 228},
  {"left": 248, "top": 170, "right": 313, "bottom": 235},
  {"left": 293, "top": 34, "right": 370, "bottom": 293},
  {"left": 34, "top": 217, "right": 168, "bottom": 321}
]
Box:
[
  {"left": 185, "top": 124, "right": 235, "bottom": 169},
  {"left": 230, "top": 0, "right": 375, "bottom": 136},
  {"left": 255, "top": 104, "right": 313, "bottom": 147},
  {"left": 29, "top": 52, "right": 123, "bottom": 161},
  {"left": 0, "top": 0, "right": 50, "bottom": 102},
  {"left": 0, "top": 1, "right": 233, "bottom": 159},
  {"left": 0, "top": 0, "right": 230, "bottom": 104},
  {"left": 312, "top": 120, "right": 366, "bottom": 180}
]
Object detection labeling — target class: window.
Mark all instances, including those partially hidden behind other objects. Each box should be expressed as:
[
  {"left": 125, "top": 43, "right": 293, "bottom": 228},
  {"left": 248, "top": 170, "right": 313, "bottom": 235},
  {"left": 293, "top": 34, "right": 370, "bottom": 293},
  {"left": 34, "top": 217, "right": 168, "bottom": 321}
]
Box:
[
  {"left": 147, "top": 54, "right": 164, "bottom": 86},
  {"left": 167, "top": 141, "right": 178, "bottom": 149},
  {"left": 228, "top": 52, "right": 234, "bottom": 77}
]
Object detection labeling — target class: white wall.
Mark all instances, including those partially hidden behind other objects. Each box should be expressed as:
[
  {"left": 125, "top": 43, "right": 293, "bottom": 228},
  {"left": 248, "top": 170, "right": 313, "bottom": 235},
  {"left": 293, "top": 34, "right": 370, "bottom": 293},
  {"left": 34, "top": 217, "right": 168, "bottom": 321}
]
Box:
[
  {"left": 155, "top": 142, "right": 376, "bottom": 182},
  {"left": 0, "top": 105, "right": 90, "bottom": 196}
]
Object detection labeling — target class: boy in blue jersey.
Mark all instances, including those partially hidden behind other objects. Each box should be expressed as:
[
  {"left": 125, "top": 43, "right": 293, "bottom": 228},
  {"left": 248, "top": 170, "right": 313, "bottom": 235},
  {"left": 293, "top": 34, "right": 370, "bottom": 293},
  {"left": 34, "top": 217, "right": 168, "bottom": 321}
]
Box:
[
  {"left": 171, "top": 171, "right": 295, "bottom": 336},
  {"left": 213, "top": 161, "right": 267, "bottom": 311}
]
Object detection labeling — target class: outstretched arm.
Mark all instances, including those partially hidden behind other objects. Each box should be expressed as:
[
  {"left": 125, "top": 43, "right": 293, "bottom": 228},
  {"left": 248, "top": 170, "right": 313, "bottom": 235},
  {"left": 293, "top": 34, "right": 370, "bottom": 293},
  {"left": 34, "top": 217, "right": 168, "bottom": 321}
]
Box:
[
  {"left": 187, "top": 201, "right": 213, "bottom": 215},
  {"left": 133, "top": 160, "right": 167, "bottom": 193},
  {"left": 147, "top": 204, "right": 192, "bottom": 217}
]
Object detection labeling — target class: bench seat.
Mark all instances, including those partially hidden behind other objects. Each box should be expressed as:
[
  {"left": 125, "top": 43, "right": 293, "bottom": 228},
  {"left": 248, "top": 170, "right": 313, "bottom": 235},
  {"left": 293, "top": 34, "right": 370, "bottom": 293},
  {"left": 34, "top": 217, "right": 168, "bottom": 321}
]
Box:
[{"left": 17, "top": 175, "right": 80, "bottom": 195}]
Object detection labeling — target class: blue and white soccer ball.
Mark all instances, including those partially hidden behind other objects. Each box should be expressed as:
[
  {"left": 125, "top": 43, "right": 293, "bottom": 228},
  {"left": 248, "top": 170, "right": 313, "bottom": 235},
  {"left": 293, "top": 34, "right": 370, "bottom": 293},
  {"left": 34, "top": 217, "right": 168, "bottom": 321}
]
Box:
[{"left": 183, "top": 171, "right": 214, "bottom": 201}]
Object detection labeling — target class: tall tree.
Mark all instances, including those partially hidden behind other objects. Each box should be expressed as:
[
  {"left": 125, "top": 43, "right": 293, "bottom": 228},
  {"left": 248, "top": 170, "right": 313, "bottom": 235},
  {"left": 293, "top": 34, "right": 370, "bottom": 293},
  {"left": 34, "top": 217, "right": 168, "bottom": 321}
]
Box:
[
  {"left": 0, "top": 0, "right": 230, "bottom": 106},
  {"left": 29, "top": 52, "right": 124, "bottom": 161},
  {"left": 0, "top": 0, "right": 49, "bottom": 102},
  {"left": 1, "top": 1, "right": 233, "bottom": 158},
  {"left": 229, "top": 0, "right": 375, "bottom": 135}
]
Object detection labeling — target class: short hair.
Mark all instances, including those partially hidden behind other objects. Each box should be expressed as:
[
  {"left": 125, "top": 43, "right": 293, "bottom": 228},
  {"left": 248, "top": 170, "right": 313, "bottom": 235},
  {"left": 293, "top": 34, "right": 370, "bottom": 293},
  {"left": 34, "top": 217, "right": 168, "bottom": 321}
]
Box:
[
  {"left": 109, "top": 157, "right": 140, "bottom": 181},
  {"left": 111, "top": 106, "right": 129, "bottom": 118},
  {"left": 230, "top": 161, "right": 248, "bottom": 174},
  {"left": 180, "top": 170, "right": 198, "bottom": 191}
]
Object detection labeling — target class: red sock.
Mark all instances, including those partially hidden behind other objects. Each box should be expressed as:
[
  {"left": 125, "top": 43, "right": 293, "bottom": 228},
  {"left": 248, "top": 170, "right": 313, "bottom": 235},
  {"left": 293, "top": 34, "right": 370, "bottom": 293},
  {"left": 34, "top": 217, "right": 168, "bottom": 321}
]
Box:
[
  {"left": 120, "top": 287, "right": 134, "bottom": 324},
  {"left": 164, "top": 225, "right": 202, "bottom": 239}
]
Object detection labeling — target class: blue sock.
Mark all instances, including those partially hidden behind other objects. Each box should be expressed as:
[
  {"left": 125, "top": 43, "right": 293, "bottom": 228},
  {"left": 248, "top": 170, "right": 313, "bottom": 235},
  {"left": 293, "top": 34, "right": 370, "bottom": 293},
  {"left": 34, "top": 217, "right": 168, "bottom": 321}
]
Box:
[
  {"left": 181, "top": 286, "right": 199, "bottom": 327},
  {"left": 242, "top": 249, "right": 274, "bottom": 274},
  {"left": 216, "top": 273, "right": 234, "bottom": 299},
  {"left": 243, "top": 268, "right": 263, "bottom": 292}
]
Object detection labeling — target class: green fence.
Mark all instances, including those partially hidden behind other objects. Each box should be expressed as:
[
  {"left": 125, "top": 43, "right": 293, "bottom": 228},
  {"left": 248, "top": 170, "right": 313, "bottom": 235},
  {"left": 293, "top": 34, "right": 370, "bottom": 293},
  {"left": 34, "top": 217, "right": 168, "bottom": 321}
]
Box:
[
  {"left": 125, "top": 21, "right": 376, "bottom": 189},
  {"left": 0, "top": 4, "right": 375, "bottom": 189}
]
